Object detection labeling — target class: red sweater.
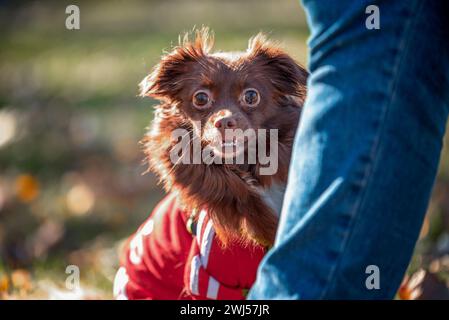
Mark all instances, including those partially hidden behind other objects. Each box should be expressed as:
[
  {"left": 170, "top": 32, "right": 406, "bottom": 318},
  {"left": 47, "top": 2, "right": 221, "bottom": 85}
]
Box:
[{"left": 113, "top": 193, "right": 266, "bottom": 300}]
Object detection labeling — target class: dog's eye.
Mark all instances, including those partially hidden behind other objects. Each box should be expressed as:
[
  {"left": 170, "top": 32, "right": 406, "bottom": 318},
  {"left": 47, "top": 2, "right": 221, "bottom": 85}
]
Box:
[
  {"left": 242, "top": 88, "right": 260, "bottom": 107},
  {"left": 193, "top": 90, "right": 211, "bottom": 109}
]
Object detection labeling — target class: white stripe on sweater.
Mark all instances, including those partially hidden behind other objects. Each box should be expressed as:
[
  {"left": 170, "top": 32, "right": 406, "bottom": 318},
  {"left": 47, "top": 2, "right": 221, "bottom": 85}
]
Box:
[
  {"left": 113, "top": 267, "right": 129, "bottom": 300},
  {"left": 200, "top": 220, "right": 215, "bottom": 268},
  {"left": 206, "top": 276, "right": 220, "bottom": 300},
  {"left": 196, "top": 209, "right": 207, "bottom": 245},
  {"left": 189, "top": 255, "right": 201, "bottom": 296}
]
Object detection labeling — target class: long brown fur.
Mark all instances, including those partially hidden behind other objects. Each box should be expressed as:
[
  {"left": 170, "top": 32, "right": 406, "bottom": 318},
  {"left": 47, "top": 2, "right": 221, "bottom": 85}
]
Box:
[{"left": 140, "top": 28, "right": 307, "bottom": 247}]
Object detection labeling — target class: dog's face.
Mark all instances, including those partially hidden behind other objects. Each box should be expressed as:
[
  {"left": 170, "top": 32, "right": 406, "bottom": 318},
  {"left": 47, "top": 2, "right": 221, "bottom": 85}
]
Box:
[
  {"left": 172, "top": 54, "right": 278, "bottom": 159},
  {"left": 140, "top": 30, "right": 307, "bottom": 160}
]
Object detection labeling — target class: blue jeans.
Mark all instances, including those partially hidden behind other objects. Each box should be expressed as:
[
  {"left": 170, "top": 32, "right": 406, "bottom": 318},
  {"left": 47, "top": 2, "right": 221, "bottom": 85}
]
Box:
[{"left": 249, "top": 0, "right": 449, "bottom": 299}]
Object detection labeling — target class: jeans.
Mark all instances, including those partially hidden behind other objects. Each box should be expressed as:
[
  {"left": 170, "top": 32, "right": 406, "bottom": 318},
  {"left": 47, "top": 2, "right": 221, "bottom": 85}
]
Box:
[{"left": 249, "top": 0, "right": 449, "bottom": 299}]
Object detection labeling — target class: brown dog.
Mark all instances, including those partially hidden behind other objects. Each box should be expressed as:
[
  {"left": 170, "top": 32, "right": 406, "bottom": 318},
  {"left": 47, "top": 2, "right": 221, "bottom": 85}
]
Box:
[
  {"left": 114, "top": 29, "right": 307, "bottom": 300},
  {"left": 140, "top": 28, "right": 307, "bottom": 247}
]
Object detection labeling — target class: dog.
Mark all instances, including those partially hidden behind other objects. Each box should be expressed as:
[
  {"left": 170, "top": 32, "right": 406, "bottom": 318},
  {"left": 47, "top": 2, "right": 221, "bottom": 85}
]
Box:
[{"left": 113, "top": 28, "right": 307, "bottom": 300}]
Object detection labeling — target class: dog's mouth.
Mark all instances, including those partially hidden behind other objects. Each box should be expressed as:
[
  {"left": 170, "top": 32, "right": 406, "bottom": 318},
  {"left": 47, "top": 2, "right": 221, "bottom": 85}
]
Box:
[
  {"left": 208, "top": 136, "right": 246, "bottom": 159},
  {"left": 220, "top": 140, "right": 237, "bottom": 148}
]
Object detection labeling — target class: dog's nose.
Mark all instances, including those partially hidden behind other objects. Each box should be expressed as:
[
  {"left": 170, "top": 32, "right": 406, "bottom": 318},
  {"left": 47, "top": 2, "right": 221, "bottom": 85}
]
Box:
[{"left": 214, "top": 116, "right": 237, "bottom": 129}]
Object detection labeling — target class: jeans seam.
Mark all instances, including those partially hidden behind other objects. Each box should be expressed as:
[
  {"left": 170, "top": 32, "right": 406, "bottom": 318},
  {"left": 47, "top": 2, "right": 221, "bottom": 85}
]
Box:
[{"left": 318, "top": 0, "right": 424, "bottom": 299}]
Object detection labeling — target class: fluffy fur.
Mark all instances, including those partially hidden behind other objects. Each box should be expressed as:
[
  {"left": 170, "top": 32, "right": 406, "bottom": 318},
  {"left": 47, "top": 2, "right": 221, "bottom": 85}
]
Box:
[{"left": 140, "top": 28, "right": 307, "bottom": 247}]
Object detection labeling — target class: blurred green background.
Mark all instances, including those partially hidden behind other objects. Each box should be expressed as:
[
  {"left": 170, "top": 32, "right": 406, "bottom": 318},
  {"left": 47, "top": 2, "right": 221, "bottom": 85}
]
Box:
[{"left": 0, "top": 0, "right": 447, "bottom": 299}]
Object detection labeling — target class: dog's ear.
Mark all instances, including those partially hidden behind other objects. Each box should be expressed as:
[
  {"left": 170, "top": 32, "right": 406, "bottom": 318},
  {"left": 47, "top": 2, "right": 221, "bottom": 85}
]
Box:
[
  {"left": 139, "top": 28, "right": 214, "bottom": 101},
  {"left": 247, "top": 33, "right": 308, "bottom": 103}
]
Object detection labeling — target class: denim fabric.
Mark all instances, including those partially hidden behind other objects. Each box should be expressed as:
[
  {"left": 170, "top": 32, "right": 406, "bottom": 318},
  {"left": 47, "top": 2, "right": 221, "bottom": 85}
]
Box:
[{"left": 249, "top": 0, "right": 449, "bottom": 299}]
